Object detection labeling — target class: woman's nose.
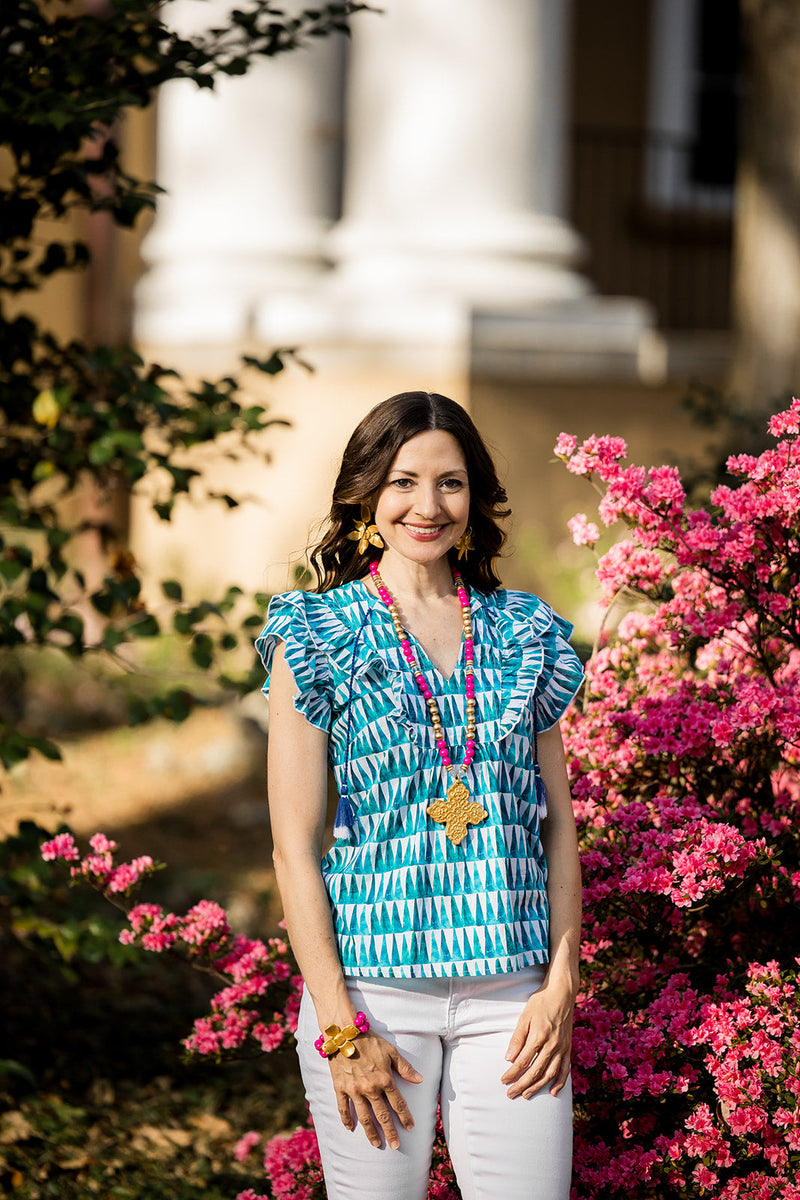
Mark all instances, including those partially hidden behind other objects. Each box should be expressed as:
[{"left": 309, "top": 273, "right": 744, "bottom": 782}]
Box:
[{"left": 414, "top": 486, "right": 441, "bottom": 518}]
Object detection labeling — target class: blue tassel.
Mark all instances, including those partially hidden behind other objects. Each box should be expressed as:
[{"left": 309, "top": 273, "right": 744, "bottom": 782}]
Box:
[
  {"left": 333, "top": 790, "right": 354, "bottom": 841},
  {"left": 534, "top": 764, "right": 548, "bottom": 819}
]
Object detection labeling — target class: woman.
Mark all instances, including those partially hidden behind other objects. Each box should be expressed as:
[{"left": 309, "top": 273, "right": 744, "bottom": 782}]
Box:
[{"left": 256, "top": 392, "right": 583, "bottom": 1200}]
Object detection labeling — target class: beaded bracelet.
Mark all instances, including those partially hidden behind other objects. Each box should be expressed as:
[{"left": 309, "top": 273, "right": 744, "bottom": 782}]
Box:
[{"left": 314, "top": 1012, "right": 370, "bottom": 1059}]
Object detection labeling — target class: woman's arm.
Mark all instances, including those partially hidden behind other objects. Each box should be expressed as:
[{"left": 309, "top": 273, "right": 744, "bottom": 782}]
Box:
[
  {"left": 501, "top": 720, "right": 582, "bottom": 1099},
  {"left": 268, "top": 644, "right": 422, "bottom": 1147}
]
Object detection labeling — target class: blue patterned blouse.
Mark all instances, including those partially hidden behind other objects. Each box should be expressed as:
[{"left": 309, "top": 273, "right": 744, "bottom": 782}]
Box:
[{"left": 256, "top": 580, "right": 583, "bottom": 979}]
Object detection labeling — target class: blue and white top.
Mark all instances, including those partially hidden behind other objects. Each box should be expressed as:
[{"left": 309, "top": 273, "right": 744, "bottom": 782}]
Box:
[{"left": 256, "top": 581, "right": 583, "bottom": 979}]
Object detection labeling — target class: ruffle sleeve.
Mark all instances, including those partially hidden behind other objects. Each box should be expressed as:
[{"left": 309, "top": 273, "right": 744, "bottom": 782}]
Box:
[
  {"left": 535, "top": 607, "right": 585, "bottom": 731},
  {"left": 254, "top": 591, "right": 334, "bottom": 732},
  {"left": 491, "top": 592, "right": 584, "bottom": 739}
]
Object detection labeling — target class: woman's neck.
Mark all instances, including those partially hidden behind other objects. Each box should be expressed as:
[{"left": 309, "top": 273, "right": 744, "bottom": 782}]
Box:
[{"left": 367, "top": 553, "right": 455, "bottom": 604}]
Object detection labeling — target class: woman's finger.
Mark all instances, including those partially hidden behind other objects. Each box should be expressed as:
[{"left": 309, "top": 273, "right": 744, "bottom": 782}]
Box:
[
  {"left": 383, "top": 1083, "right": 416, "bottom": 1130},
  {"left": 335, "top": 1091, "right": 355, "bottom": 1130},
  {"left": 545, "top": 1054, "right": 572, "bottom": 1097},
  {"left": 392, "top": 1051, "right": 424, "bottom": 1085},
  {"left": 509, "top": 1046, "right": 569, "bottom": 1099},
  {"left": 351, "top": 1097, "right": 383, "bottom": 1149},
  {"left": 364, "top": 1091, "right": 401, "bottom": 1149}
]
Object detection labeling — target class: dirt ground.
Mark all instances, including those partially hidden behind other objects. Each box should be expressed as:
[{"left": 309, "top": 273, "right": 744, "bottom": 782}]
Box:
[{"left": 3, "top": 705, "right": 284, "bottom": 934}]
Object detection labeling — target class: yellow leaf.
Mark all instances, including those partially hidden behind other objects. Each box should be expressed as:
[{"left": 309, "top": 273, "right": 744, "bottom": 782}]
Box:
[
  {"left": 0, "top": 1111, "right": 36, "bottom": 1145},
  {"left": 32, "top": 389, "right": 60, "bottom": 428},
  {"left": 189, "top": 1113, "right": 232, "bottom": 1139}
]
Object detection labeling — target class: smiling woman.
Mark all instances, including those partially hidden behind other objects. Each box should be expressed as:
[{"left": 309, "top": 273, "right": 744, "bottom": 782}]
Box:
[
  {"left": 310, "top": 392, "right": 509, "bottom": 593},
  {"left": 255, "top": 392, "right": 584, "bottom": 1200}
]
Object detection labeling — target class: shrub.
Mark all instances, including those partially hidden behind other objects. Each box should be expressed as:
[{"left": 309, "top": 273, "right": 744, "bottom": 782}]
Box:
[{"left": 557, "top": 399, "right": 800, "bottom": 1198}]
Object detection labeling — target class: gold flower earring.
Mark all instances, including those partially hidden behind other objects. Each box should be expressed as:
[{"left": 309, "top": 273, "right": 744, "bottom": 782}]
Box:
[
  {"left": 454, "top": 527, "right": 473, "bottom": 559},
  {"left": 347, "top": 505, "right": 384, "bottom": 555}
]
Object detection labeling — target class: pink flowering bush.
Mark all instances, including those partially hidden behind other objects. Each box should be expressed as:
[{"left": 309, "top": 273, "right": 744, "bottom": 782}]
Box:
[
  {"left": 232, "top": 1107, "right": 459, "bottom": 1200},
  {"left": 557, "top": 398, "right": 800, "bottom": 1198},
  {"left": 40, "top": 831, "right": 302, "bottom": 1061},
  {"left": 41, "top": 831, "right": 462, "bottom": 1198}
]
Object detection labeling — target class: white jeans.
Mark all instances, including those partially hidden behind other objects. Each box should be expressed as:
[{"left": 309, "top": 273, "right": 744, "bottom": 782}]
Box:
[{"left": 296, "top": 967, "right": 573, "bottom": 1200}]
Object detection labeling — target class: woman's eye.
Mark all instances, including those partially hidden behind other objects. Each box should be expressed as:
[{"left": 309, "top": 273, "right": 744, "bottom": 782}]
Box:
[
  {"left": 441, "top": 478, "right": 465, "bottom": 490},
  {"left": 391, "top": 478, "right": 413, "bottom": 489}
]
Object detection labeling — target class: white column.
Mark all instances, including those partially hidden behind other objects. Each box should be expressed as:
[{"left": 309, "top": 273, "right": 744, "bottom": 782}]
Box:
[
  {"left": 328, "top": 0, "right": 588, "bottom": 332},
  {"left": 134, "top": 0, "right": 342, "bottom": 346}
]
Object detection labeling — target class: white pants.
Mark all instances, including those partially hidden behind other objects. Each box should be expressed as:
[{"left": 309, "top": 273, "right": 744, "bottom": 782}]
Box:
[{"left": 296, "top": 968, "right": 573, "bottom": 1200}]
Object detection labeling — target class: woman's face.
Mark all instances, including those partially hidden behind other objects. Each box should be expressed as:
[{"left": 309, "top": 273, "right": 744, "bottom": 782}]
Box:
[{"left": 373, "top": 430, "right": 470, "bottom": 568}]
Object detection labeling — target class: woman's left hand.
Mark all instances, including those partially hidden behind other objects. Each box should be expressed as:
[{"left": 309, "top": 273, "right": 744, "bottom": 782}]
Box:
[{"left": 500, "top": 973, "right": 575, "bottom": 1099}]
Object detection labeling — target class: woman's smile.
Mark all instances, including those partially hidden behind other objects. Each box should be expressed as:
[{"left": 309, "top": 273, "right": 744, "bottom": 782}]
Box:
[{"left": 401, "top": 522, "right": 449, "bottom": 539}]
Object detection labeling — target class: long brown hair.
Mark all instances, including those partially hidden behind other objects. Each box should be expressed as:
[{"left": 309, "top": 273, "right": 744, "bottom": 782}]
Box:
[{"left": 310, "top": 392, "right": 510, "bottom": 592}]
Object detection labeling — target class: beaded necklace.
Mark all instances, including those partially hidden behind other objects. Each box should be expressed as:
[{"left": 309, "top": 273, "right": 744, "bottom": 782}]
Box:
[{"left": 369, "top": 560, "right": 488, "bottom": 846}]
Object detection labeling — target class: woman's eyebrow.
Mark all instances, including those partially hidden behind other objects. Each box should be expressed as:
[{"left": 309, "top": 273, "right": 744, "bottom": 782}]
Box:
[{"left": 387, "top": 467, "right": 468, "bottom": 477}]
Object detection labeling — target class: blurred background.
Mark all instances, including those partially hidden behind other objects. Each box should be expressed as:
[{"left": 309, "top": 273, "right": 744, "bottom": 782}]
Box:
[
  {"left": 31, "top": 0, "right": 799, "bottom": 615},
  {"left": 4, "top": 2, "right": 800, "bottom": 1190}
]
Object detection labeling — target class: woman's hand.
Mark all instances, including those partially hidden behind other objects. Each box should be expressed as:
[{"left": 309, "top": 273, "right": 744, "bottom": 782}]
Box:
[
  {"left": 329, "top": 1032, "right": 423, "bottom": 1150},
  {"left": 500, "top": 973, "right": 575, "bottom": 1099}
]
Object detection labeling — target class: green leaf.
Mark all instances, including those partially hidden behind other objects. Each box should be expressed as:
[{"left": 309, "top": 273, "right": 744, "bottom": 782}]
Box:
[
  {"left": 87, "top": 435, "right": 116, "bottom": 466},
  {"left": 102, "top": 626, "right": 126, "bottom": 653},
  {"left": 154, "top": 500, "right": 175, "bottom": 521},
  {"left": 161, "top": 579, "right": 183, "bottom": 601},
  {"left": 128, "top": 613, "right": 160, "bottom": 638},
  {"left": 28, "top": 737, "right": 63, "bottom": 762},
  {"left": 90, "top": 590, "right": 115, "bottom": 616},
  {"left": 160, "top": 689, "right": 194, "bottom": 722},
  {"left": 190, "top": 632, "right": 214, "bottom": 669},
  {"left": 57, "top": 613, "right": 84, "bottom": 642},
  {"left": 173, "top": 609, "right": 194, "bottom": 635}
]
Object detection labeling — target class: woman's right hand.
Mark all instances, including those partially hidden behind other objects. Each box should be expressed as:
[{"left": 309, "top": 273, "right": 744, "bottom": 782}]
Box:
[{"left": 329, "top": 1032, "right": 423, "bottom": 1150}]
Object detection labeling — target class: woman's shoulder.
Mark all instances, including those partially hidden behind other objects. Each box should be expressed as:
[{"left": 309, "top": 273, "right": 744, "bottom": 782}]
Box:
[
  {"left": 479, "top": 587, "right": 573, "bottom": 640},
  {"left": 479, "top": 586, "right": 553, "bottom": 618},
  {"left": 265, "top": 580, "right": 370, "bottom": 636}
]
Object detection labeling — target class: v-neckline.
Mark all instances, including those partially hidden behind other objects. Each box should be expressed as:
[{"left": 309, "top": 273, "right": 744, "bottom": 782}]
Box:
[
  {"left": 408, "top": 627, "right": 464, "bottom": 685},
  {"left": 356, "top": 578, "right": 465, "bottom": 683}
]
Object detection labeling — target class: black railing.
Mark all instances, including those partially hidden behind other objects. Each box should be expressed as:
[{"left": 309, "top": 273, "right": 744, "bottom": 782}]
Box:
[{"left": 570, "top": 126, "right": 734, "bottom": 331}]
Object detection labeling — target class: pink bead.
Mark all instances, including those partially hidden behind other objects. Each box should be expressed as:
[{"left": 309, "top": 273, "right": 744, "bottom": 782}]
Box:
[{"left": 370, "top": 564, "right": 479, "bottom": 785}]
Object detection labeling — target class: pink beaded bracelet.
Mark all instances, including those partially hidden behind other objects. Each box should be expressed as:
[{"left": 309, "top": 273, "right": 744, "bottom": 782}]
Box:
[{"left": 314, "top": 1012, "right": 370, "bottom": 1059}]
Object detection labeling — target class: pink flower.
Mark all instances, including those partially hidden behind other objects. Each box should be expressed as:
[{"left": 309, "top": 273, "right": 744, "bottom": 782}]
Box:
[
  {"left": 768, "top": 396, "right": 800, "bottom": 438},
  {"left": 554, "top": 432, "right": 578, "bottom": 459},
  {"left": 41, "top": 832, "right": 80, "bottom": 861},
  {"left": 568, "top": 513, "right": 601, "bottom": 547},
  {"left": 88, "top": 832, "right": 117, "bottom": 854},
  {"left": 233, "top": 1130, "right": 262, "bottom": 1162}
]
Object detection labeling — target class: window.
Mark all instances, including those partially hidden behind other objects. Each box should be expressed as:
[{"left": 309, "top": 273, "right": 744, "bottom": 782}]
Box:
[{"left": 646, "top": 0, "right": 740, "bottom": 212}]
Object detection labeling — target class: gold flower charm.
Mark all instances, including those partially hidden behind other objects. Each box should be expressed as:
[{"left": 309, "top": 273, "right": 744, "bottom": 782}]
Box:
[
  {"left": 428, "top": 779, "right": 488, "bottom": 846},
  {"left": 347, "top": 505, "right": 384, "bottom": 555},
  {"left": 455, "top": 528, "right": 474, "bottom": 559},
  {"left": 322, "top": 1022, "right": 361, "bottom": 1058}
]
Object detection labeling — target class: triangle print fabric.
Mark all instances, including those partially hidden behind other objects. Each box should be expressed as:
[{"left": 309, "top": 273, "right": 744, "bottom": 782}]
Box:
[{"left": 255, "top": 581, "right": 583, "bottom": 979}]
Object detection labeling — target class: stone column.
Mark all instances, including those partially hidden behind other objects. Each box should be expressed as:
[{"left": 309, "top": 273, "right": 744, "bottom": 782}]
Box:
[
  {"left": 134, "top": 0, "right": 342, "bottom": 347},
  {"left": 326, "top": 0, "right": 589, "bottom": 342}
]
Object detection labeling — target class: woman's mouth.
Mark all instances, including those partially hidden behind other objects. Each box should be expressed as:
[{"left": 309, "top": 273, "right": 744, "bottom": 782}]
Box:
[{"left": 402, "top": 523, "right": 447, "bottom": 540}]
